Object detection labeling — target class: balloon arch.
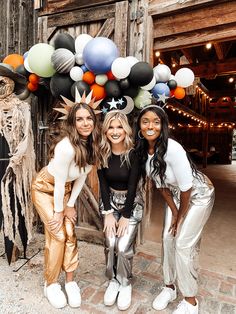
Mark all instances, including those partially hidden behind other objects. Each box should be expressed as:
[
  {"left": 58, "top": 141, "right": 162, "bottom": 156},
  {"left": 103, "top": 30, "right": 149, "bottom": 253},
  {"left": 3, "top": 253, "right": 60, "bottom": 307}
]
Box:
[{"left": 2, "top": 33, "right": 195, "bottom": 113}]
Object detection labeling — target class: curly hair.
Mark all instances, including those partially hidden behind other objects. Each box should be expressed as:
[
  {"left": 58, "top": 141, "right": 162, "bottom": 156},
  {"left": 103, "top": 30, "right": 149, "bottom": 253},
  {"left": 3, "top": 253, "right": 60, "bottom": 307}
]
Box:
[
  {"left": 49, "top": 103, "right": 99, "bottom": 169},
  {"left": 99, "top": 110, "right": 133, "bottom": 168}
]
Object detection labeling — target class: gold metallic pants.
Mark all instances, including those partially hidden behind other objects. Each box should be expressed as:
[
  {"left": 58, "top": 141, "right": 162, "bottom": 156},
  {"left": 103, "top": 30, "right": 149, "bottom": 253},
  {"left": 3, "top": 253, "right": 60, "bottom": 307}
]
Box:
[{"left": 32, "top": 167, "right": 78, "bottom": 285}]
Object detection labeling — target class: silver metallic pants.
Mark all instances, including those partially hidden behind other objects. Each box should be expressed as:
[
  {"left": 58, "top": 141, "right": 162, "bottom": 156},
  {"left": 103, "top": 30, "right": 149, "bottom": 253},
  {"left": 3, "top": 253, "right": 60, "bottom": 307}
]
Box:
[
  {"left": 162, "top": 174, "right": 215, "bottom": 296},
  {"left": 100, "top": 189, "right": 144, "bottom": 286}
]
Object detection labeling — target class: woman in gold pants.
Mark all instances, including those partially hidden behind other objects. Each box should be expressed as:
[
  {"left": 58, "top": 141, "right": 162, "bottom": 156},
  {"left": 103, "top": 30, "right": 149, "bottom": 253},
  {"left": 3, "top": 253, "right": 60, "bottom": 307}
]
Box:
[{"left": 32, "top": 94, "right": 100, "bottom": 309}]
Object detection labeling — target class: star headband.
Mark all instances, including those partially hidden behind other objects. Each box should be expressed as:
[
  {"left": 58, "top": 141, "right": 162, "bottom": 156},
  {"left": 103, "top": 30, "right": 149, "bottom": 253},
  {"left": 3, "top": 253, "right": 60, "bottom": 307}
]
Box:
[{"left": 54, "top": 88, "right": 102, "bottom": 120}]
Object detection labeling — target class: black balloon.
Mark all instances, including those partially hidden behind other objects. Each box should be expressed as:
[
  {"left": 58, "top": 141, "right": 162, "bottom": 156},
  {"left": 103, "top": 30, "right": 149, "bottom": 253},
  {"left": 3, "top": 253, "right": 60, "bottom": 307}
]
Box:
[
  {"left": 167, "top": 79, "right": 177, "bottom": 90},
  {"left": 129, "top": 62, "right": 153, "bottom": 86},
  {"left": 54, "top": 33, "right": 75, "bottom": 53},
  {"left": 71, "top": 81, "right": 90, "bottom": 99},
  {"left": 105, "top": 80, "right": 122, "bottom": 98},
  {"left": 50, "top": 73, "right": 74, "bottom": 99},
  {"left": 15, "top": 64, "right": 30, "bottom": 78},
  {"left": 122, "top": 85, "right": 139, "bottom": 98},
  {"left": 119, "top": 78, "right": 130, "bottom": 90}
]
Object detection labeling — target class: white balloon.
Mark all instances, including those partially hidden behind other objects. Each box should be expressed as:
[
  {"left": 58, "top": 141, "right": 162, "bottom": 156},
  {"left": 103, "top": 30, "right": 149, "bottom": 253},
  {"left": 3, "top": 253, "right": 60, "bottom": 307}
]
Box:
[
  {"left": 126, "top": 56, "right": 139, "bottom": 67},
  {"left": 75, "top": 53, "right": 84, "bottom": 65},
  {"left": 75, "top": 34, "right": 93, "bottom": 54},
  {"left": 70, "top": 66, "right": 84, "bottom": 81},
  {"left": 153, "top": 64, "right": 171, "bottom": 82},
  {"left": 111, "top": 57, "right": 131, "bottom": 79},
  {"left": 141, "top": 75, "right": 156, "bottom": 90},
  {"left": 24, "top": 57, "right": 34, "bottom": 73},
  {"left": 175, "top": 68, "right": 195, "bottom": 88},
  {"left": 95, "top": 74, "right": 108, "bottom": 86}
]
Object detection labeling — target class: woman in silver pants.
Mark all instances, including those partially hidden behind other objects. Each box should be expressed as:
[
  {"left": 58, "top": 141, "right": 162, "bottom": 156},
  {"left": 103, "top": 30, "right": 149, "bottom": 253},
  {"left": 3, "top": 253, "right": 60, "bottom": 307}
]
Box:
[
  {"left": 97, "top": 111, "right": 143, "bottom": 311},
  {"left": 135, "top": 105, "right": 215, "bottom": 314}
]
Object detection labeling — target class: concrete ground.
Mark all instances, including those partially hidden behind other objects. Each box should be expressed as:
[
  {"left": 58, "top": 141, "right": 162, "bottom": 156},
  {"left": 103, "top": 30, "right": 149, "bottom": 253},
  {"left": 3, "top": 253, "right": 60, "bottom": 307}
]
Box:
[{"left": 0, "top": 162, "right": 236, "bottom": 313}]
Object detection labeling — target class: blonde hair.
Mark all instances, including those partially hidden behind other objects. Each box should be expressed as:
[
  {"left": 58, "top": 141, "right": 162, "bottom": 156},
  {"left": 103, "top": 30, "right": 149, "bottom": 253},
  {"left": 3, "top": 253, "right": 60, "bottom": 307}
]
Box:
[{"left": 99, "top": 110, "right": 133, "bottom": 168}]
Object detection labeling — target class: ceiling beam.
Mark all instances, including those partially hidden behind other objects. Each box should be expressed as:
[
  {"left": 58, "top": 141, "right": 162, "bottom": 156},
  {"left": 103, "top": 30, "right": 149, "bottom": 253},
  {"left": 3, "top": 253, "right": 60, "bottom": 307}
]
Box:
[
  {"left": 148, "top": 0, "right": 228, "bottom": 17},
  {"left": 172, "top": 58, "right": 236, "bottom": 78},
  {"left": 181, "top": 48, "right": 194, "bottom": 64},
  {"left": 153, "top": 1, "right": 236, "bottom": 39},
  {"left": 214, "top": 42, "right": 232, "bottom": 61},
  {"left": 154, "top": 22, "right": 236, "bottom": 51}
]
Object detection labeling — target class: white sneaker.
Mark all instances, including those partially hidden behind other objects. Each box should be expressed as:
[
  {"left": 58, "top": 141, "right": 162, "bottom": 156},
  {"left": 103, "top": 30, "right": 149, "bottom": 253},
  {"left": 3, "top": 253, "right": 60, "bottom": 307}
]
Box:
[
  {"left": 117, "top": 284, "right": 132, "bottom": 311},
  {"left": 152, "top": 285, "right": 177, "bottom": 310},
  {"left": 104, "top": 279, "right": 120, "bottom": 306},
  {"left": 65, "top": 281, "right": 81, "bottom": 308},
  {"left": 173, "top": 299, "right": 199, "bottom": 314},
  {"left": 44, "top": 282, "right": 67, "bottom": 309}
]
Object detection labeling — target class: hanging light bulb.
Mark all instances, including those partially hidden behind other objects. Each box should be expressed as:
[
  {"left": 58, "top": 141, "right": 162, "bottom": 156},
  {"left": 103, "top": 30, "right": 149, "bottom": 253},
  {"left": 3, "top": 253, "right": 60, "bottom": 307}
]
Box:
[{"left": 206, "top": 42, "right": 212, "bottom": 49}]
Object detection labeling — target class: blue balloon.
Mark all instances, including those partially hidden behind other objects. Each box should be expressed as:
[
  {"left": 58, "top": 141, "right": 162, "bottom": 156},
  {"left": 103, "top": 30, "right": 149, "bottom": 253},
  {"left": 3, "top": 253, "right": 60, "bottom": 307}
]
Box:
[
  {"left": 83, "top": 37, "right": 119, "bottom": 74},
  {"left": 152, "top": 83, "right": 170, "bottom": 98},
  {"left": 81, "top": 64, "right": 88, "bottom": 73}
]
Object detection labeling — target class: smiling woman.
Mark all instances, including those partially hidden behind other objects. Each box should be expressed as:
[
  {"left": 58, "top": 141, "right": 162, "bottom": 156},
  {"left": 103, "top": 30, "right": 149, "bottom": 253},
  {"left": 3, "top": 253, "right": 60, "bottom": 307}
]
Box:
[
  {"left": 31, "top": 99, "right": 99, "bottom": 309},
  {"left": 97, "top": 110, "right": 144, "bottom": 311},
  {"left": 135, "top": 104, "right": 215, "bottom": 314}
]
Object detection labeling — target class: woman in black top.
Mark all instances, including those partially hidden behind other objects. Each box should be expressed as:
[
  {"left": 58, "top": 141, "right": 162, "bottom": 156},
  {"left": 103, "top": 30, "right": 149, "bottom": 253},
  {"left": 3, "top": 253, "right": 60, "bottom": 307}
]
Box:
[{"left": 97, "top": 110, "right": 143, "bottom": 311}]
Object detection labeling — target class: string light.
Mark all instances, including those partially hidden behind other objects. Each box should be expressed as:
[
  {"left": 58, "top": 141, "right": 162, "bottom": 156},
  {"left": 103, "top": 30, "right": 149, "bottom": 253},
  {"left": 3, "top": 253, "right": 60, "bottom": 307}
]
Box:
[
  {"left": 155, "top": 51, "right": 160, "bottom": 57},
  {"left": 206, "top": 42, "right": 212, "bottom": 49}
]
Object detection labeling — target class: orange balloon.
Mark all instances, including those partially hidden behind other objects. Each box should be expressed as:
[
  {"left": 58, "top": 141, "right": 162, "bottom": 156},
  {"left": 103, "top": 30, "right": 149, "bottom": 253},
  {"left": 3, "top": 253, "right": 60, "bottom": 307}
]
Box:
[
  {"left": 174, "top": 87, "right": 185, "bottom": 99},
  {"left": 29, "top": 73, "right": 39, "bottom": 84},
  {"left": 106, "top": 71, "right": 116, "bottom": 80},
  {"left": 27, "top": 82, "right": 38, "bottom": 92},
  {"left": 3, "top": 54, "right": 24, "bottom": 69},
  {"left": 83, "top": 71, "right": 95, "bottom": 85},
  {"left": 90, "top": 84, "right": 106, "bottom": 100}
]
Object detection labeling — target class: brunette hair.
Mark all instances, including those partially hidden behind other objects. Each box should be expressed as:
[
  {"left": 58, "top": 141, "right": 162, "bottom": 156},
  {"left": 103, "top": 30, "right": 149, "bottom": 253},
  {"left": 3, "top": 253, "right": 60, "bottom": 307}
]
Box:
[{"left": 49, "top": 103, "right": 99, "bottom": 168}]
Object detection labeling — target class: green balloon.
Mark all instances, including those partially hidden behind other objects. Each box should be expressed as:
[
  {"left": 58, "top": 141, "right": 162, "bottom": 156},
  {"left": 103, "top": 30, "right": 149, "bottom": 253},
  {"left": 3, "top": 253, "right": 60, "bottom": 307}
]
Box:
[
  {"left": 134, "top": 89, "right": 152, "bottom": 109},
  {"left": 28, "top": 43, "right": 56, "bottom": 78}
]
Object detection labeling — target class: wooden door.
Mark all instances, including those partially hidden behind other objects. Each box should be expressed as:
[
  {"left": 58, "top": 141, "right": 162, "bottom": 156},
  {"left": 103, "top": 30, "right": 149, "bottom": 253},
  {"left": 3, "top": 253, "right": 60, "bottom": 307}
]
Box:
[{"left": 36, "top": 1, "right": 130, "bottom": 243}]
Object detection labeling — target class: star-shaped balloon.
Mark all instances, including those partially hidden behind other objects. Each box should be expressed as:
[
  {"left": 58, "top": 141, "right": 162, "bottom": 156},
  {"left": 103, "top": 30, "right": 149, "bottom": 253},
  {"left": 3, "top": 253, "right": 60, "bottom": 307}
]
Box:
[
  {"left": 107, "top": 98, "right": 118, "bottom": 109},
  {"left": 157, "top": 92, "right": 169, "bottom": 104},
  {"left": 101, "top": 107, "right": 108, "bottom": 114}
]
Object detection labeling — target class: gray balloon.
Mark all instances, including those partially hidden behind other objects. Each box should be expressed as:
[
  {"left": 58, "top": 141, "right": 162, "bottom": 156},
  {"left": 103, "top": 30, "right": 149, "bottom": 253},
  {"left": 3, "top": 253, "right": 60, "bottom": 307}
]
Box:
[{"left": 51, "top": 48, "right": 75, "bottom": 73}]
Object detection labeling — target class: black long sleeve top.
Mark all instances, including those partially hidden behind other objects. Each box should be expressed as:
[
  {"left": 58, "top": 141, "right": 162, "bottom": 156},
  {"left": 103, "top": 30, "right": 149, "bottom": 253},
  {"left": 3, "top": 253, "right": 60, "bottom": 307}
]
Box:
[{"left": 97, "top": 150, "right": 141, "bottom": 218}]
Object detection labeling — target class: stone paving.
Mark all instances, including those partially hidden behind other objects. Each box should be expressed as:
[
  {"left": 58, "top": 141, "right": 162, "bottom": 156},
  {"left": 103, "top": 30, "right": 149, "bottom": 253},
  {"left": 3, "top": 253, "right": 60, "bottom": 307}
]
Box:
[{"left": 1, "top": 236, "right": 236, "bottom": 314}]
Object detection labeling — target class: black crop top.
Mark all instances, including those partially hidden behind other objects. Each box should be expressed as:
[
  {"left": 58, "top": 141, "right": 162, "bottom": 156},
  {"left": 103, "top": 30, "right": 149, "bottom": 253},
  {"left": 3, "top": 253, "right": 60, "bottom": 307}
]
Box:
[{"left": 97, "top": 150, "right": 141, "bottom": 218}]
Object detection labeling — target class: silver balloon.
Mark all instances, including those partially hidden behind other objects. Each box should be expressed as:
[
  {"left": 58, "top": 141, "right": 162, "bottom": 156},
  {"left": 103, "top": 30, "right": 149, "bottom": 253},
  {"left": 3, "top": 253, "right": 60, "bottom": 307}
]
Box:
[{"left": 51, "top": 48, "right": 75, "bottom": 73}]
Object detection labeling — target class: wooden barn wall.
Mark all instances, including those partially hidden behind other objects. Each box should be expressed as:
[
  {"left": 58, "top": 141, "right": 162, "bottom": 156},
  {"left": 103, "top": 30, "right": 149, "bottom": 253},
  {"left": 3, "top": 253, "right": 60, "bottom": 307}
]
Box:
[{"left": 0, "top": 0, "right": 37, "bottom": 60}]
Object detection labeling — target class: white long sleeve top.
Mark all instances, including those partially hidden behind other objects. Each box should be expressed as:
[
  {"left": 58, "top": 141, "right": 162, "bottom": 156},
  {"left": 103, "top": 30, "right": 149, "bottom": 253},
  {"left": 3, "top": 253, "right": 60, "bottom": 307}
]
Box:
[
  {"left": 47, "top": 137, "right": 92, "bottom": 212},
  {"left": 146, "top": 138, "right": 193, "bottom": 192}
]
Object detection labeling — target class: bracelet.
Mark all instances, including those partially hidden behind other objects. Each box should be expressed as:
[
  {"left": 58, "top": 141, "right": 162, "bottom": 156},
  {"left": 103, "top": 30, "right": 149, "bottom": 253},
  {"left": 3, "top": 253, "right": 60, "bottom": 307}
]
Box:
[{"left": 101, "top": 209, "right": 114, "bottom": 215}]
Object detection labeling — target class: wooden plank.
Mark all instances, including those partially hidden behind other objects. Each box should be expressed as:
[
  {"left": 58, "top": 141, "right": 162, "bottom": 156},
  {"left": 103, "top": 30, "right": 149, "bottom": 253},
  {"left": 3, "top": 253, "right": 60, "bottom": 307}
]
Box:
[
  {"left": 47, "top": 4, "right": 115, "bottom": 28},
  {"left": 154, "top": 23, "right": 236, "bottom": 51},
  {"left": 75, "top": 226, "right": 104, "bottom": 245},
  {"left": 96, "top": 18, "right": 115, "bottom": 38},
  {"left": 173, "top": 58, "right": 236, "bottom": 79},
  {"left": 114, "top": 1, "right": 129, "bottom": 57},
  {"left": 153, "top": 1, "right": 236, "bottom": 39},
  {"left": 149, "top": 0, "right": 229, "bottom": 17},
  {"left": 214, "top": 42, "right": 232, "bottom": 61},
  {"left": 39, "top": 0, "right": 122, "bottom": 16}
]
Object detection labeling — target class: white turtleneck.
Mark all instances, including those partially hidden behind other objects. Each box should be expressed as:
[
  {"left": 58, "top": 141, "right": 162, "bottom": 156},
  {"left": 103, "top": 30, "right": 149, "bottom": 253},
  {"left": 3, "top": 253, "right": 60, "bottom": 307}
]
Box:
[{"left": 47, "top": 137, "right": 92, "bottom": 212}]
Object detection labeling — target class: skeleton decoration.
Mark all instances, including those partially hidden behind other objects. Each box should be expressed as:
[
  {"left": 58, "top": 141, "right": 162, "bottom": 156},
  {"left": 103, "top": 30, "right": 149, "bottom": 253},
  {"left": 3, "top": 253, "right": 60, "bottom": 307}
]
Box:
[{"left": 0, "top": 63, "right": 35, "bottom": 261}]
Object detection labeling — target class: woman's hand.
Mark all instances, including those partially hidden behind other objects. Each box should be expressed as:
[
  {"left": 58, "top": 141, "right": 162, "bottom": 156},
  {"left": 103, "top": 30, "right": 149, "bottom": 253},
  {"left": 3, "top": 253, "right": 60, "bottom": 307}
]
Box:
[
  {"left": 117, "top": 216, "right": 129, "bottom": 237},
  {"left": 168, "top": 214, "right": 178, "bottom": 236},
  {"left": 64, "top": 206, "right": 77, "bottom": 224},
  {"left": 104, "top": 213, "right": 117, "bottom": 237},
  {"left": 48, "top": 212, "right": 64, "bottom": 233}
]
